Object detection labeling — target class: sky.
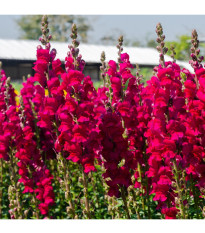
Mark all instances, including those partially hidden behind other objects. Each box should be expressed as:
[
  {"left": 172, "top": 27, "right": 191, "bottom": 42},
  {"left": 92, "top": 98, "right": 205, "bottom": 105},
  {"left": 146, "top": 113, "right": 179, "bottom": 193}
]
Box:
[{"left": 1, "top": 15, "right": 205, "bottom": 45}]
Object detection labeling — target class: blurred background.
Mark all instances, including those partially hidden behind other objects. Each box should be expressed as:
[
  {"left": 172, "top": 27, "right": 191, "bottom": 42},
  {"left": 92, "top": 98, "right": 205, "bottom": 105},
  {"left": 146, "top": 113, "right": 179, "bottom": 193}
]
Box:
[{"left": 0, "top": 15, "right": 205, "bottom": 90}]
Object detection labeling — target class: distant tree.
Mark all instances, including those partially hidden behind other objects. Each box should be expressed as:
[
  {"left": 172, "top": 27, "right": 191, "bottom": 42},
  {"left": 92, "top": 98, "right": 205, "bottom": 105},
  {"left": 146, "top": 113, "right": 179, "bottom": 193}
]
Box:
[
  {"left": 16, "top": 15, "right": 92, "bottom": 43},
  {"left": 100, "top": 28, "right": 142, "bottom": 47},
  {"left": 165, "top": 35, "right": 191, "bottom": 61},
  {"left": 131, "top": 40, "right": 142, "bottom": 47},
  {"left": 100, "top": 35, "right": 116, "bottom": 45},
  {"left": 100, "top": 28, "right": 124, "bottom": 46},
  {"left": 146, "top": 39, "right": 157, "bottom": 48}
]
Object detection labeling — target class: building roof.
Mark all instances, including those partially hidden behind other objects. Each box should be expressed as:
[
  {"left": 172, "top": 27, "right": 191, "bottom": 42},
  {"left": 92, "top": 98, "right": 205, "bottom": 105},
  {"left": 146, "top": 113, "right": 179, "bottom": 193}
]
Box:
[{"left": 0, "top": 39, "right": 193, "bottom": 72}]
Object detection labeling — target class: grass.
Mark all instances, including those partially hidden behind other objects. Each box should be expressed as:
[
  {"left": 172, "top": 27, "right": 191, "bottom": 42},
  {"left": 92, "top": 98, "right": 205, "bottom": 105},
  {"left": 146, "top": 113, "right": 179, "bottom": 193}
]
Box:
[{"left": 11, "top": 82, "right": 22, "bottom": 93}]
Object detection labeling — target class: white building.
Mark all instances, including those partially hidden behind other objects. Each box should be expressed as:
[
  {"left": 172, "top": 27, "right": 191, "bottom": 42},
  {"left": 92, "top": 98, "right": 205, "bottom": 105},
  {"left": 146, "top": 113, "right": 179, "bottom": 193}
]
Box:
[{"left": 0, "top": 39, "right": 193, "bottom": 81}]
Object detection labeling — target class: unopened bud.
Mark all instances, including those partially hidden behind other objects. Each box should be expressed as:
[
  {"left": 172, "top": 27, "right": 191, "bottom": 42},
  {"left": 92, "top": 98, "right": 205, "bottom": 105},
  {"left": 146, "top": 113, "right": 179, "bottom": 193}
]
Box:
[
  {"left": 72, "top": 24, "right": 77, "bottom": 32},
  {"left": 156, "top": 38, "right": 161, "bottom": 43},
  {"left": 45, "top": 43, "right": 51, "bottom": 50},
  {"left": 50, "top": 48, "right": 57, "bottom": 56},
  {"left": 161, "top": 35, "right": 165, "bottom": 41},
  {"left": 75, "top": 48, "right": 79, "bottom": 55},
  {"left": 40, "top": 38, "right": 45, "bottom": 44},
  {"left": 71, "top": 48, "right": 75, "bottom": 55},
  {"left": 163, "top": 47, "right": 168, "bottom": 54},
  {"left": 37, "top": 45, "right": 42, "bottom": 50},
  {"left": 196, "top": 49, "right": 200, "bottom": 55},
  {"left": 156, "top": 47, "right": 161, "bottom": 53},
  {"left": 9, "top": 209, "right": 13, "bottom": 214},
  {"left": 160, "top": 53, "right": 164, "bottom": 59},
  {"left": 161, "top": 41, "right": 165, "bottom": 47}
]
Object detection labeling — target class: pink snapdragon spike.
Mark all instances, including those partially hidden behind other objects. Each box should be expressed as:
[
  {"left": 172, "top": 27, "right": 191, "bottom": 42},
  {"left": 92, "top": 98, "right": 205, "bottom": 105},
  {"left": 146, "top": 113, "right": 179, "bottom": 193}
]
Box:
[
  {"left": 34, "top": 44, "right": 65, "bottom": 160},
  {"left": 144, "top": 61, "right": 187, "bottom": 217},
  {"left": 17, "top": 80, "right": 56, "bottom": 216},
  {"left": 55, "top": 24, "right": 100, "bottom": 174},
  {"left": 180, "top": 30, "right": 205, "bottom": 207},
  {"left": 15, "top": 16, "right": 60, "bottom": 217},
  {"left": 17, "top": 80, "right": 55, "bottom": 216},
  {"left": 0, "top": 68, "right": 19, "bottom": 161},
  {"left": 98, "top": 35, "right": 150, "bottom": 199}
]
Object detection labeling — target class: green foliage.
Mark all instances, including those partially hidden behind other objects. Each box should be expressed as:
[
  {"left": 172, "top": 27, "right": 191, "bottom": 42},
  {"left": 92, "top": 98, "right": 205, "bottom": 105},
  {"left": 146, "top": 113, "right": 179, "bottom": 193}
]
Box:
[
  {"left": 11, "top": 82, "right": 22, "bottom": 93},
  {"left": 140, "top": 68, "right": 153, "bottom": 83},
  {"left": 130, "top": 67, "right": 153, "bottom": 84},
  {"left": 166, "top": 35, "right": 191, "bottom": 61},
  {"left": 93, "top": 80, "right": 103, "bottom": 89},
  {"left": 146, "top": 39, "right": 157, "bottom": 48},
  {"left": 16, "top": 15, "right": 92, "bottom": 43}
]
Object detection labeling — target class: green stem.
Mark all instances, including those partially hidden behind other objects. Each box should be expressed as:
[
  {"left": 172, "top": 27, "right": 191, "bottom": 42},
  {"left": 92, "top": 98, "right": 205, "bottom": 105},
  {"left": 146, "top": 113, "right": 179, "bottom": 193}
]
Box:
[
  {"left": 82, "top": 169, "right": 91, "bottom": 219},
  {"left": 137, "top": 163, "right": 145, "bottom": 216},
  {"left": 120, "top": 186, "right": 130, "bottom": 219},
  {"left": 90, "top": 173, "right": 100, "bottom": 211},
  {"left": 32, "top": 192, "right": 39, "bottom": 219},
  {"left": 145, "top": 176, "right": 151, "bottom": 218},
  {"left": 131, "top": 189, "right": 140, "bottom": 219},
  {"left": 9, "top": 152, "right": 23, "bottom": 219},
  {"left": 190, "top": 174, "right": 200, "bottom": 219},
  {"left": 173, "top": 159, "right": 185, "bottom": 219},
  {"left": 61, "top": 155, "right": 76, "bottom": 218}
]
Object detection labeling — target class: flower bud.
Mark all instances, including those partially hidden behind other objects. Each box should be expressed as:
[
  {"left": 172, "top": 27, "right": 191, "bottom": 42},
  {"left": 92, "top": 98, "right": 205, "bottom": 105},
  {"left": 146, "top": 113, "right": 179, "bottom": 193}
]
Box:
[
  {"left": 71, "top": 48, "right": 75, "bottom": 55},
  {"left": 9, "top": 209, "right": 13, "bottom": 214},
  {"left": 196, "top": 48, "right": 200, "bottom": 55},
  {"left": 161, "top": 35, "right": 165, "bottom": 41},
  {"left": 160, "top": 53, "right": 164, "bottom": 59},
  {"left": 160, "top": 41, "right": 165, "bottom": 47},
  {"left": 163, "top": 47, "right": 168, "bottom": 54},
  {"left": 37, "top": 45, "right": 42, "bottom": 50},
  {"left": 75, "top": 48, "right": 79, "bottom": 55},
  {"left": 156, "top": 46, "right": 161, "bottom": 52},
  {"left": 45, "top": 43, "right": 51, "bottom": 50},
  {"left": 156, "top": 37, "right": 161, "bottom": 43}
]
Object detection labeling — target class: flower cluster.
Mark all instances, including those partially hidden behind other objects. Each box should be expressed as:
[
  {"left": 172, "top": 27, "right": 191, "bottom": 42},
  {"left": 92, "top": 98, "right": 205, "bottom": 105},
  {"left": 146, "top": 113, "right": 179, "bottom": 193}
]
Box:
[{"left": 2, "top": 16, "right": 205, "bottom": 219}]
